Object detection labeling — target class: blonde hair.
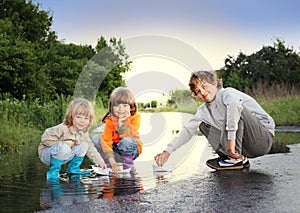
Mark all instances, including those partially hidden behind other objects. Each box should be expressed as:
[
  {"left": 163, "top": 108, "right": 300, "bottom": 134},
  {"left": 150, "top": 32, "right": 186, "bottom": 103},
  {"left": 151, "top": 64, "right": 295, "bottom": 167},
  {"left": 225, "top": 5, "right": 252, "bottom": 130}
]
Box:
[
  {"left": 64, "top": 98, "right": 94, "bottom": 131},
  {"left": 109, "top": 87, "right": 137, "bottom": 117}
]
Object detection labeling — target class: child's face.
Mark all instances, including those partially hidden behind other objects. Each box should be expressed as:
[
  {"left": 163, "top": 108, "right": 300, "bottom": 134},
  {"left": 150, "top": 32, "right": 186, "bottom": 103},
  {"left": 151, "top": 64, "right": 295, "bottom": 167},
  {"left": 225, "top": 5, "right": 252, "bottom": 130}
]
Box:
[
  {"left": 113, "top": 103, "right": 130, "bottom": 118},
  {"left": 193, "top": 79, "right": 218, "bottom": 103},
  {"left": 73, "top": 113, "right": 90, "bottom": 131}
]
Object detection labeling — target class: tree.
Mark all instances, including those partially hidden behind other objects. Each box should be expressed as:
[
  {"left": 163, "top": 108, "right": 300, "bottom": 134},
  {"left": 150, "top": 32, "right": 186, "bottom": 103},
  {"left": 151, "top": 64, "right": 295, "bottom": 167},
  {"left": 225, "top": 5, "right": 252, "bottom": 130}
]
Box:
[
  {"left": 219, "top": 39, "right": 300, "bottom": 92},
  {"left": 74, "top": 36, "right": 131, "bottom": 105},
  {"left": 0, "top": 34, "right": 54, "bottom": 100},
  {"left": 0, "top": 0, "right": 56, "bottom": 101},
  {"left": 43, "top": 42, "right": 95, "bottom": 97},
  {"left": 0, "top": 1, "right": 131, "bottom": 104},
  {"left": 0, "top": 0, "right": 53, "bottom": 43}
]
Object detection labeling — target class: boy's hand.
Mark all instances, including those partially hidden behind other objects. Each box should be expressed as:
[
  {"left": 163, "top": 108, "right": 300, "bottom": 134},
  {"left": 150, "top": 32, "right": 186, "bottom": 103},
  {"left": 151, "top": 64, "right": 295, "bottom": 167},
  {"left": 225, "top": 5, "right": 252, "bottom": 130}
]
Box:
[
  {"left": 228, "top": 140, "right": 239, "bottom": 159},
  {"left": 118, "top": 110, "right": 130, "bottom": 128},
  {"left": 154, "top": 151, "right": 170, "bottom": 166}
]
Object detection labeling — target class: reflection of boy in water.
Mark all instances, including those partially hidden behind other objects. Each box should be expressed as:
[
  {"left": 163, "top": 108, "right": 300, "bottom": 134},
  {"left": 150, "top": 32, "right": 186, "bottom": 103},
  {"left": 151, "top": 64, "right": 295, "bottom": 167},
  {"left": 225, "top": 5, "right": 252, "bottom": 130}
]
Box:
[{"left": 155, "top": 71, "right": 275, "bottom": 169}]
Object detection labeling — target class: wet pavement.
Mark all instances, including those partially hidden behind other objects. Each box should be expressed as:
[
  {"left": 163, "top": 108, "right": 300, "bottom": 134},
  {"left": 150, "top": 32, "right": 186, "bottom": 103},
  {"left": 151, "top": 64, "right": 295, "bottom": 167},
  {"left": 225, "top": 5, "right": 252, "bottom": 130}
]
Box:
[{"left": 40, "top": 143, "right": 300, "bottom": 213}]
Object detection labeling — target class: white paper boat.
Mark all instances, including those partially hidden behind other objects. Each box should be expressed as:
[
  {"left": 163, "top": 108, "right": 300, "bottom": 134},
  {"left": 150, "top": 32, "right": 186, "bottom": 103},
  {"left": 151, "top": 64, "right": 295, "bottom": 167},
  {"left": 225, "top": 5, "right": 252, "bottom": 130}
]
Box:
[
  {"left": 92, "top": 165, "right": 132, "bottom": 175},
  {"left": 110, "top": 168, "right": 132, "bottom": 174},
  {"left": 92, "top": 165, "right": 110, "bottom": 175},
  {"left": 152, "top": 164, "right": 173, "bottom": 172}
]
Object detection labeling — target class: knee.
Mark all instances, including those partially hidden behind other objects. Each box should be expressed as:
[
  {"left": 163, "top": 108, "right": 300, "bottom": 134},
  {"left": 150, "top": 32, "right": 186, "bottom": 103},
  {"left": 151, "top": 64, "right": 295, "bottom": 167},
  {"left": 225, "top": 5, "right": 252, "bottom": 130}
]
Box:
[
  {"left": 80, "top": 141, "right": 89, "bottom": 152},
  {"left": 56, "top": 142, "right": 72, "bottom": 156},
  {"left": 117, "top": 137, "right": 138, "bottom": 156},
  {"left": 119, "top": 137, "right": 136, "bottom": 147},
  {"left": 199, "top": 122, "right": 211, "bottom": 138},
  {"left": 91, "top": 134, "right": 100, "bottom": 146},
  {"left": 91, "top": 134, "right": 102, "bottom": 151}
]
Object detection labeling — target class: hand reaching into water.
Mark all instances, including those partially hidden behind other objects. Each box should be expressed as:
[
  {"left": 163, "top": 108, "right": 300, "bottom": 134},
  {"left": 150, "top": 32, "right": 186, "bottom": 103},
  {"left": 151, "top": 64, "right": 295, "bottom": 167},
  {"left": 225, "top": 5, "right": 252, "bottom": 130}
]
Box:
[{"left": 108, "top": 157, "right": 121, "bottom": 172}]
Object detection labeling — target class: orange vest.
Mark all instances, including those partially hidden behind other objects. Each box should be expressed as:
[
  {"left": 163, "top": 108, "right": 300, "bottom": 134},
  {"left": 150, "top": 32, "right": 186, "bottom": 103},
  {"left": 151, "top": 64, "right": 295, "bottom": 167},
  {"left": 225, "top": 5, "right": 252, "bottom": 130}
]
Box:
[{"left": 100, "top": 113, "right": 142, "bottom": 158}]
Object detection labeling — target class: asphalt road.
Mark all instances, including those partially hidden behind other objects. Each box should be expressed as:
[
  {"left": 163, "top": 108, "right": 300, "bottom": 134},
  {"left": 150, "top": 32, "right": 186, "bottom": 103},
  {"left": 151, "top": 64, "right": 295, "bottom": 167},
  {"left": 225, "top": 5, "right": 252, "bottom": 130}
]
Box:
[{"left": 41, "top": 143, "right": 300, "bottom": 213}]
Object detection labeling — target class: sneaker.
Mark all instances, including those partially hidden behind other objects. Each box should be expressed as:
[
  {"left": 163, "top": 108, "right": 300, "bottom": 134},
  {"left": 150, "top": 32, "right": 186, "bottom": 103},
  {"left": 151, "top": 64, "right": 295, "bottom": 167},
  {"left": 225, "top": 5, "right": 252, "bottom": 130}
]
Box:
[
  {"left": 206, "top": 155, "right": 250, "bottom": 170},
  {"left": 218, "top": 155, "right": 249, "bottom": 168},
  {"left": 242, "top": 156, "right": 250, "bottom": 168}
]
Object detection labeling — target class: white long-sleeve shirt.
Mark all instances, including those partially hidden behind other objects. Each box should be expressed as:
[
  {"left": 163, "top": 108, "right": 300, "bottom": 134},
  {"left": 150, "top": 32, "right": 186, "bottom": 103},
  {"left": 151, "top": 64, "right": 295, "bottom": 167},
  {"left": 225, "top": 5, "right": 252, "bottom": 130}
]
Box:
[{"left": 165, "top": 87, "right": 275, "bottom": 154}]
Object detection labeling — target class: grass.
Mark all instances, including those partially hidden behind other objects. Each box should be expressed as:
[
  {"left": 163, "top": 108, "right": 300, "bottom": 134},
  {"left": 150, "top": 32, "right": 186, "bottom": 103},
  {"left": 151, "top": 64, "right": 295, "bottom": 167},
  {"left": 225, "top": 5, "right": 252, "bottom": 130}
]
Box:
[
  {"left": 274, "top": 132, "right": 300, "bottom": 145},
  {"left": 256, "top": 95, "right": 300, "bottom": 126},
  {"left": 0, "top": 120, "right": 42, "bottom": 154}
]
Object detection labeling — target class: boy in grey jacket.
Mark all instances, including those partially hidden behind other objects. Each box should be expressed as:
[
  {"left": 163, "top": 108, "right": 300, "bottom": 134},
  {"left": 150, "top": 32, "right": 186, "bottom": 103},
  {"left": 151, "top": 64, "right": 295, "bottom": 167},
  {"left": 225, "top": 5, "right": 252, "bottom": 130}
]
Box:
[{"left": 155, "top": 71, "right": 275, "bottom": 169}]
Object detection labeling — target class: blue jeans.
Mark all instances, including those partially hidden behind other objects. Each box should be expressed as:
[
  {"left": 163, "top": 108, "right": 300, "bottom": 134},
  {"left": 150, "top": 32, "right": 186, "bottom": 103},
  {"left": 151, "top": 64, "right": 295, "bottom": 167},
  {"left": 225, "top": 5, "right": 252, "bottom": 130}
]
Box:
[
  {"left": 91, "top": 134, "right": 138, "bottom": 160},
  {"left": 40, "top": 142, "right": 89, "bottom": 166}
]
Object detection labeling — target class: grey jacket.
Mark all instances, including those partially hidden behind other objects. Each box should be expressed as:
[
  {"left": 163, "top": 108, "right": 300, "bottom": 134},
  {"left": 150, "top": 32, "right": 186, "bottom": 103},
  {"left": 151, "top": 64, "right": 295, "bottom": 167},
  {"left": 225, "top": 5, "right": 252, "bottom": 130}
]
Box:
[
  {"left": 38, "top": 123, "right": 104, "bottom": 165},
  {"left": 165, "top": 87, "right": 275, "bottom": 154}
]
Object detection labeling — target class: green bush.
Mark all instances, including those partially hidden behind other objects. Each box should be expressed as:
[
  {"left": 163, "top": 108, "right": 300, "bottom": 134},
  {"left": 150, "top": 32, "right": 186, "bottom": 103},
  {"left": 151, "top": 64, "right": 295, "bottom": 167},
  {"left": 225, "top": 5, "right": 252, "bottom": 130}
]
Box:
[
  {"left": 0, "top": 120, "right": 41, "bottom": 154},
  {"left": 0, "top": 96, "right": 71, "bottom": 154},
  {"left": 0, "top": 96, "right": 71, "bottom": 129}
]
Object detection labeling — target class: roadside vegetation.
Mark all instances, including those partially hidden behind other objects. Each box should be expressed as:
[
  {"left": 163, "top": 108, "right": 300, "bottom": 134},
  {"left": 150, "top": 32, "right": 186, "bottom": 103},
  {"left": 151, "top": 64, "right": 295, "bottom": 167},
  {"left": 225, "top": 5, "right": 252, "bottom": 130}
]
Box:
[{"left": 0, "top": 1, "right": 299, "bottom": 155}]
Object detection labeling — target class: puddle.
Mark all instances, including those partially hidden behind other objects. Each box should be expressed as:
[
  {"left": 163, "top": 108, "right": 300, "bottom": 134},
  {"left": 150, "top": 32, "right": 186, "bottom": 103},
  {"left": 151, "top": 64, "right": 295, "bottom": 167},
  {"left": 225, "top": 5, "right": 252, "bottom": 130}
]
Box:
[
  {"left": 0, "top": 137, "right": 210, "bottom": 212},
  {"left": 0, "top": 112, "right": 296, "bottom": 212}
]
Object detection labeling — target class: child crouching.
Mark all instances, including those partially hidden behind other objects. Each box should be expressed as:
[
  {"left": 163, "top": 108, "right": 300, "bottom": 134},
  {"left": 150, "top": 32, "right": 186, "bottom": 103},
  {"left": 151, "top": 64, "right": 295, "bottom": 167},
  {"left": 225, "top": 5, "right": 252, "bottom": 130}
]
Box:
[
  {"left": 91, "top": 87, "right": 142, "bottom": 173},
  {"left": 38, "top": 98, "right": 107, "bottom": 180}
]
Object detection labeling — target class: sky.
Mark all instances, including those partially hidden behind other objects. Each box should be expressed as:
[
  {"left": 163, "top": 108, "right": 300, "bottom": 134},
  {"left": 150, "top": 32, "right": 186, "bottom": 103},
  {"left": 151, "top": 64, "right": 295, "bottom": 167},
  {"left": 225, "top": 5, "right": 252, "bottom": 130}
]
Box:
[{"left": 34, "top": 0, "right": 300, "bottom": 102}]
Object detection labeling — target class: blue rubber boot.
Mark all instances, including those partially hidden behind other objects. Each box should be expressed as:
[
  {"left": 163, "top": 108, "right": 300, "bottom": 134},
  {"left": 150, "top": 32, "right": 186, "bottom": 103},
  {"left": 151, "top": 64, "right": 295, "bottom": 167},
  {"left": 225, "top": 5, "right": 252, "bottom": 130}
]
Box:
[
  {"left": 47, "top": 157, "right": 65, "bottom": 180},
  {"left": 66, "top": 156, "right": 90, "bottom": 175}
]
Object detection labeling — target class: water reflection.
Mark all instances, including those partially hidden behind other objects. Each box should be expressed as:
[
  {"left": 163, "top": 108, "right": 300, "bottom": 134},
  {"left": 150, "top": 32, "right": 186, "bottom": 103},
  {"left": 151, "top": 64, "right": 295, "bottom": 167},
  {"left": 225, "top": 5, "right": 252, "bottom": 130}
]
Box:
[
  {"left": 82, "top": 174, "right": 143, "bottom": 199},
  {"left": 40, "top": 174, "right": 144, "bottom": 211},
  {"left": 40, "top": 176, "right": 89, "bottom": 210}
]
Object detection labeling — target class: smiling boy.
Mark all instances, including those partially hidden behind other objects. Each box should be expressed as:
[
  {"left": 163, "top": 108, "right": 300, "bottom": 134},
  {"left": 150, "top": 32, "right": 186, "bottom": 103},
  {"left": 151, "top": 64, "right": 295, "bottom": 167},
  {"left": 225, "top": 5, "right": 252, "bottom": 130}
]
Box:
[{"left": 155, "top": 71, "right": 275, "bottom": 170}]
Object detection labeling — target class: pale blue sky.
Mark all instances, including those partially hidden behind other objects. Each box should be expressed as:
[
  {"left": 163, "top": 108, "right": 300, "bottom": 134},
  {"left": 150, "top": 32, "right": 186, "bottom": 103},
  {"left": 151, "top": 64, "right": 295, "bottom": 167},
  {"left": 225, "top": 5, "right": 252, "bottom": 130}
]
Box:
[{"left": 35, "top": 0, "right": 300, "bottom": 69}]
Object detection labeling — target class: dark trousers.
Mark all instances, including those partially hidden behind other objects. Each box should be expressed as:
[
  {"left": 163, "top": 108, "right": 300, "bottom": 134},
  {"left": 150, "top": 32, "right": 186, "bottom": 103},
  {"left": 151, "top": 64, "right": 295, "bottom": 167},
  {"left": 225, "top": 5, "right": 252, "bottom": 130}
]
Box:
[{"left": 199, "top": 108, "right": 273, "bottom": 158}]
